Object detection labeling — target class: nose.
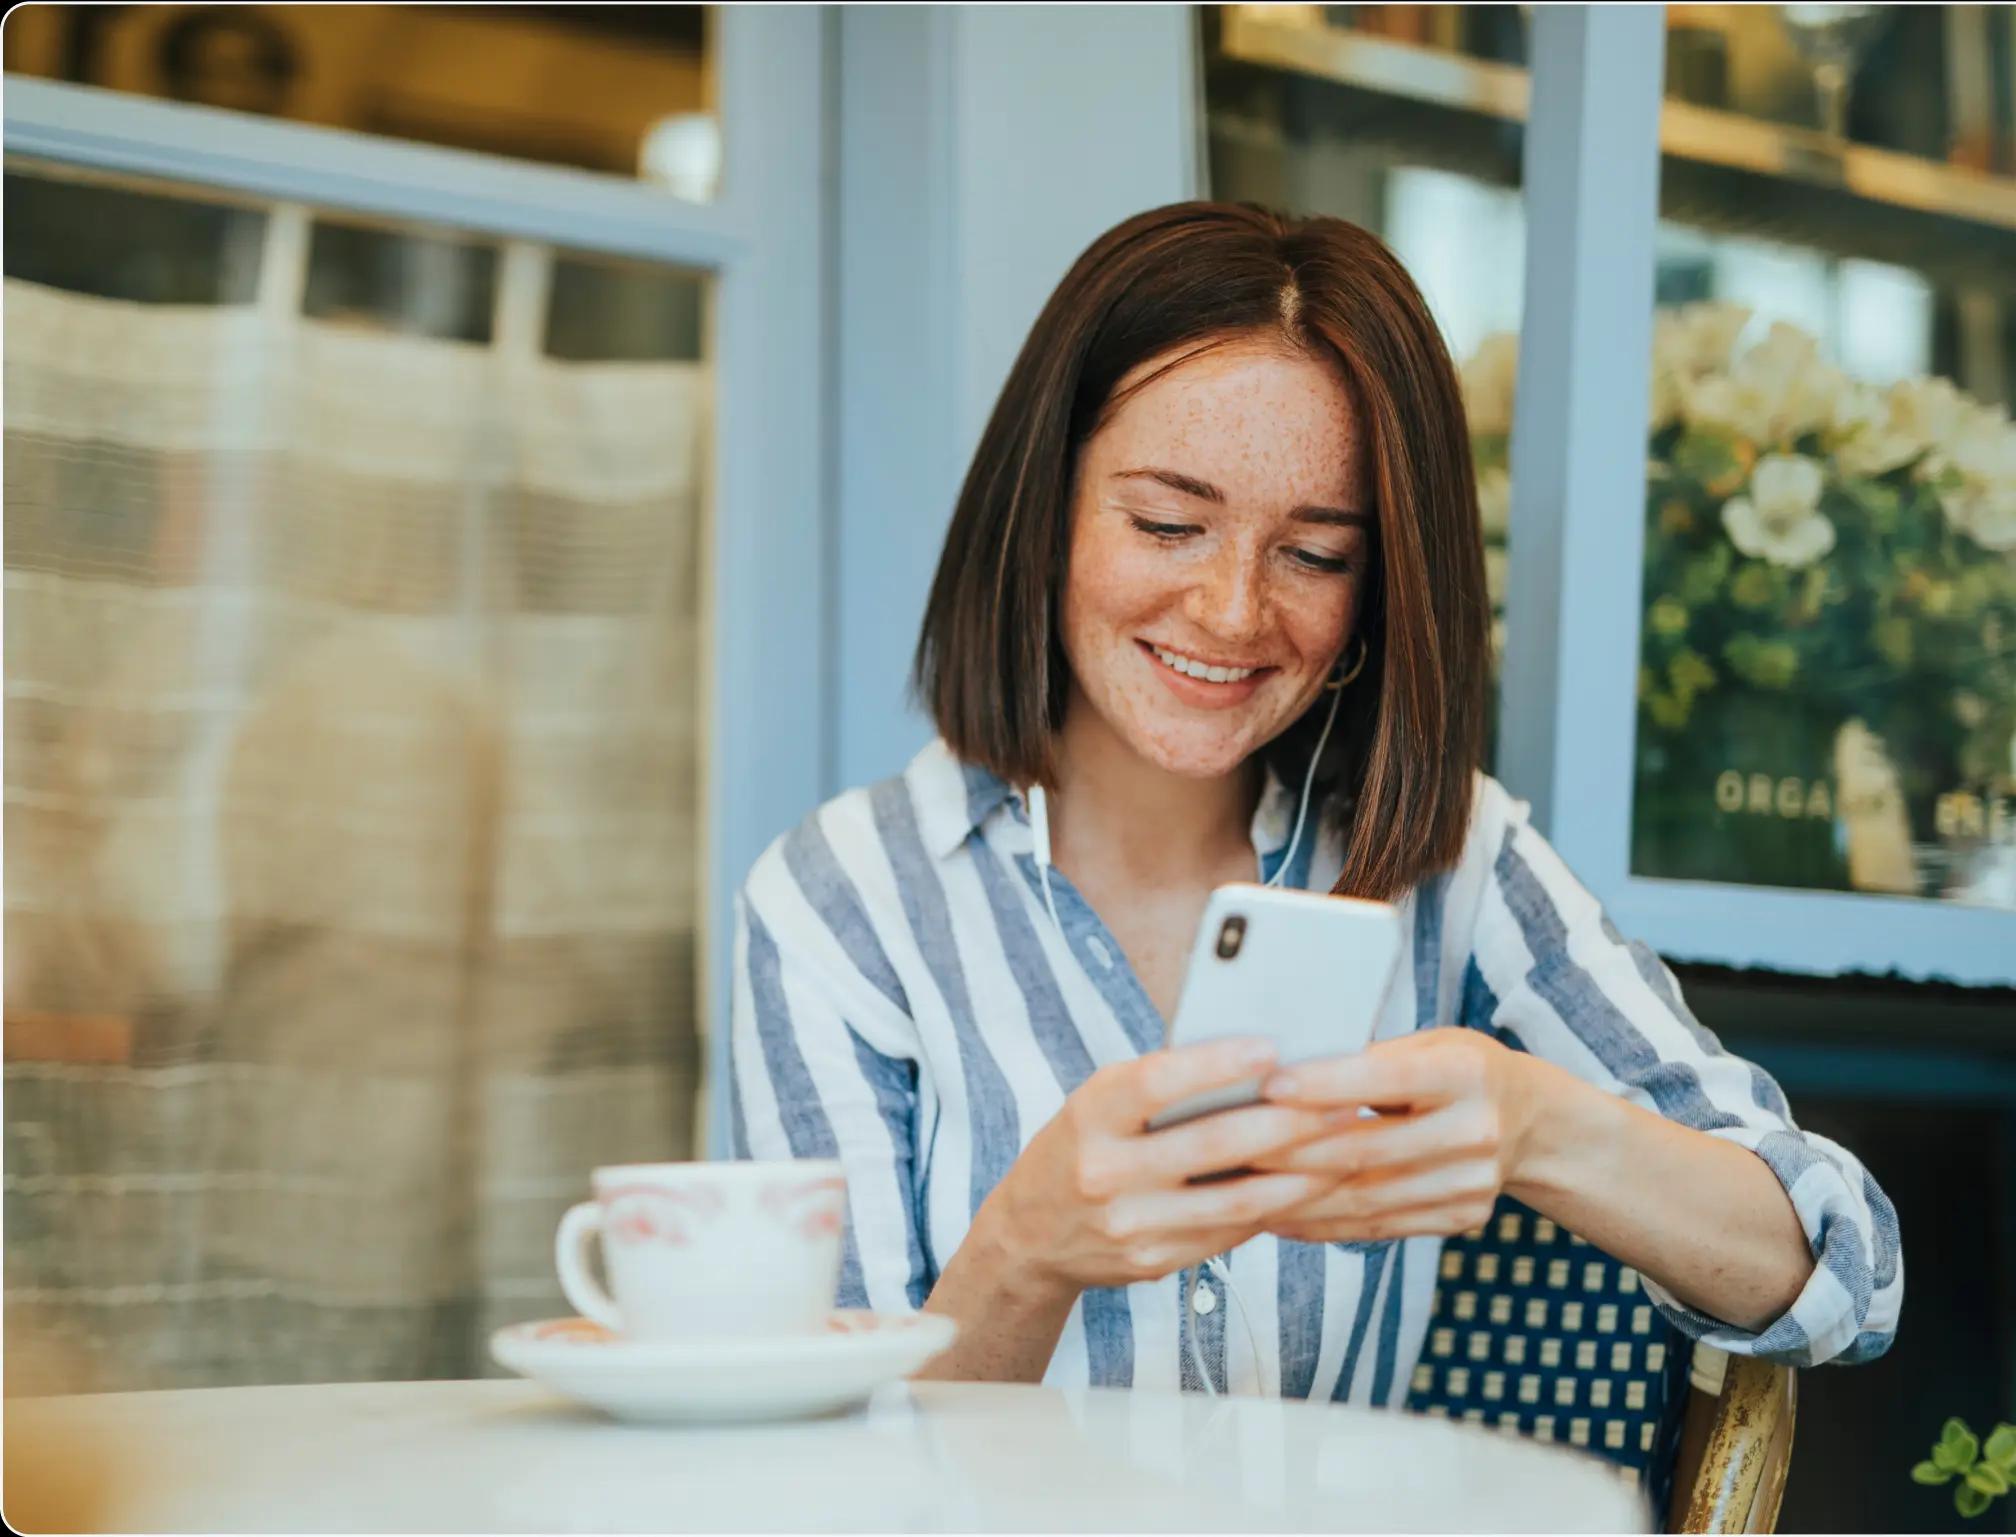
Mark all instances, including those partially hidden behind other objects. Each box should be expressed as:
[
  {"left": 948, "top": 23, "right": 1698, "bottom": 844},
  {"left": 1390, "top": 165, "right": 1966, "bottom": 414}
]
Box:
[{"left": 1184, "top": 539, "right": 1267, "bottom": 645}]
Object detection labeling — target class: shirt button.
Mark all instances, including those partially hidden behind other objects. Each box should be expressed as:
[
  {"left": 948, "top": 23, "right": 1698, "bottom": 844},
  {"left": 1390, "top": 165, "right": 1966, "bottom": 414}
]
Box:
[
  {"left": 1192, "top": 1283, "right": 1217, "bottom": 1316},
  {"left": 1087, "top": 936, "right": 1114, "bottom": 969}
]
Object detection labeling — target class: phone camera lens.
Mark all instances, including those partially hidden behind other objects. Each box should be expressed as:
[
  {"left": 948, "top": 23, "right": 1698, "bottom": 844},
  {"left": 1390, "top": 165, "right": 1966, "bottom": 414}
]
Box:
[{"left": 1215, "top": 915, "right": 1246, "bottom": 960}]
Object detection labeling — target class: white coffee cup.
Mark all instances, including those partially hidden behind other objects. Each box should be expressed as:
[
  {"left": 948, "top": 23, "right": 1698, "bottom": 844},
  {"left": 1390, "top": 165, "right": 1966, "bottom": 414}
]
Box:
[{"left": 555, "top": 1160, "right": 846, "bottom": 1340}]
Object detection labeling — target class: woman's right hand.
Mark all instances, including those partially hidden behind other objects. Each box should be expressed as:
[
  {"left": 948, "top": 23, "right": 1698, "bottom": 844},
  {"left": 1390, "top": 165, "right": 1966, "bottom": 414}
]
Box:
[{"left": 982, "top": 1035, "right": 1339, "bottom": 1296}]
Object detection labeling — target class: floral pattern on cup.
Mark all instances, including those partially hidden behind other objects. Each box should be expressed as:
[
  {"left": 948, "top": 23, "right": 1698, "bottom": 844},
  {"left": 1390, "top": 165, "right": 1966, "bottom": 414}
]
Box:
[
  {"left": 760, "top": 1175, "right": 847, "bottom": 1241},
  {"left": 558, "top": 1160, "right": 847, "bottom": 1340},
  {"left": 602, "top": 1185, "right": 727, "bottom": 1247}
]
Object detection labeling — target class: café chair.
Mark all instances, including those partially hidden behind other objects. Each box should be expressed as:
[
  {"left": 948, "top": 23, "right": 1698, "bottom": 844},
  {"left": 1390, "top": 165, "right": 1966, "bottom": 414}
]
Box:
[{"left": 1405, "top": 1196, "right": 1796, "bottom": 1533}]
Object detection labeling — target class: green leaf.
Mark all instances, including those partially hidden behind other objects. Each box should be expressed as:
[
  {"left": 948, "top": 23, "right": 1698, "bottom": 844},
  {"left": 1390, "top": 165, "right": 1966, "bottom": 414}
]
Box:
[
  {"left": 1984, "top": 1424, "right": 2016, "bottom": 1470},
  {"left": 1937, "top": 1441, "right": 1975, "bottom": 1473},
  {"left": 1671, "top": 427, "right": 1746, "bottom": 493},
  {"left": 1955, "top": 1483, "right": 1991, "bottom": 1519},
  {"left": 1945, "top": 1420, "right": 1982, "bottom": 1468},
  {"left": 1676, "top": 545, "right": 1731, "bottom": 606},
  {"left": 1966, "top": 1464, "right": 2010, "bottom": 1498},
  {"left": 1649, "top": 596, "right": 1691, "bottom": 638},
  {"left": 1730, "top": 562, "right": 1778, "bottom": 611},
  {"left": 1913, "top": 1462, "right": 1955, "bottom": 1486}
]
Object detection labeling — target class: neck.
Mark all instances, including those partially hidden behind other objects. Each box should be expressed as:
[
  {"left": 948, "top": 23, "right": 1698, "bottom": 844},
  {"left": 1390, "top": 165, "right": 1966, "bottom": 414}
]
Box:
[{"left": 1046, "top": 688, "right": 1261, "bottom": 883}]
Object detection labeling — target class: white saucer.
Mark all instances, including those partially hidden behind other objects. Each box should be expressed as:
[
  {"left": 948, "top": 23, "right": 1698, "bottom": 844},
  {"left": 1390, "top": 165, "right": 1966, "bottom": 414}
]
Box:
[{"left": 489, "top": 1310, "right": 958, "bottom": 1424}]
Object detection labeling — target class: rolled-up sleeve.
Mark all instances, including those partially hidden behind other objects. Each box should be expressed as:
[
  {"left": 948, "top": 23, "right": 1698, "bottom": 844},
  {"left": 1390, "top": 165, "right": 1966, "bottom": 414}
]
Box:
[
  {"left": 730, "top": 814, "right": 933, "bottom": 1315},
  {"left": 1463, "top": 780, "right": 1902, "bottom": 1367}
]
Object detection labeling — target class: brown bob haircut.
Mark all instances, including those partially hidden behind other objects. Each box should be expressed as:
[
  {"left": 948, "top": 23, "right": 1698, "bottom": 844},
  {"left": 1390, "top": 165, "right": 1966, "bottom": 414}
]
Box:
[{"left": 913, "top": 201, "right": 1490, "bottom": 903}]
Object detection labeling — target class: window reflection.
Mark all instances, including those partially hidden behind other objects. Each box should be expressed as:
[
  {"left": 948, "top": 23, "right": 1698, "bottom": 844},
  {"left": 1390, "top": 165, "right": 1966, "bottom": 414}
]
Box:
[
  {"left": 1626, "top": 291, "right": 2016, "bottom": 908},
  {"left": 1626, "top": 6, "right": 2016, "bottom": 909}
]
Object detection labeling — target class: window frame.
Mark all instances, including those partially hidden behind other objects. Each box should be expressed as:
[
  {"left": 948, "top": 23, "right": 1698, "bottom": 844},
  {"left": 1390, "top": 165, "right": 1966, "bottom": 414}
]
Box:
[{"left": 1500, "top": 6, "right": 2016, "bottom": 987}]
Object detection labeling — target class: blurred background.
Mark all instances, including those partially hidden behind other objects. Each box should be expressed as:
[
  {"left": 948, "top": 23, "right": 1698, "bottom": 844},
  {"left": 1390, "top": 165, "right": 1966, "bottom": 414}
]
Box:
[{"left": 3, "top": 5, "right": 2013, "bottom": 1532}]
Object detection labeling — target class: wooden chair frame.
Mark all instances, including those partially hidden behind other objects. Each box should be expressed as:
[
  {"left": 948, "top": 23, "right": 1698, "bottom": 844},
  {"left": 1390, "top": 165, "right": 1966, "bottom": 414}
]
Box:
[{"left": 1668, "top": 1353, "right": 1798, "bottom": 1533}]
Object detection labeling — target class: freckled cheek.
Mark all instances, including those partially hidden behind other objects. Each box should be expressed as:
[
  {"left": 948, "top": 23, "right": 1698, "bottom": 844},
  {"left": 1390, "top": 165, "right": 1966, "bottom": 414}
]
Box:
[
  {"left": 1065, "top": 531, "right": 1189, "bottom": 637},
  {"left": 1270, "top": 578, "right": 1360, "bottom": 666}
]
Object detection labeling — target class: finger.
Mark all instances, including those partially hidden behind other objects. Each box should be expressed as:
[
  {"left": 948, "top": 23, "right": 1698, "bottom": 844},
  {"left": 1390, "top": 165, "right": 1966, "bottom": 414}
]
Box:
[
  {"left": 1089, "top": 1037, "right": 1280, "bottom": 1128},
  {"left": 1259, "top": 1037, "right": 1465, "bottom": 1111},
  {"left": 1127, "top": 1102, "right": 1336, "bottom": 1185},
  {"left": 1272, "top": 1159, "right": 1497, "bottom": 1226},
  {"left": 1105, "top": 1171, "right": 1329, "bottom": 1239},
  {"left": 1249, "top": 1103, "right": 1491, "bottom": 1178},
  {"left": 1271, "top": 1199, "right": 1494, "bottom": 1245},
  {"left": 1116, "top": 1224, "right": 1274, "bottom": 1281}
]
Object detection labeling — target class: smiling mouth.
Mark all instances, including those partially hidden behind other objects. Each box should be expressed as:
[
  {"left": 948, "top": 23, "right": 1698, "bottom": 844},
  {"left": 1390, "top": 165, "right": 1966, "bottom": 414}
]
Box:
[{"left": 1142, "top": 641, "right": 1272, "bottom": 685}]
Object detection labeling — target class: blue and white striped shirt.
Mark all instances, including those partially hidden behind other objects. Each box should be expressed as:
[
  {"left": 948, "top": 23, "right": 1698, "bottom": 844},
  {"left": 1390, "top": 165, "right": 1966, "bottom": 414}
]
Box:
[{"left": 730, "top": 738, "right": 1901, "bottom": 1400}]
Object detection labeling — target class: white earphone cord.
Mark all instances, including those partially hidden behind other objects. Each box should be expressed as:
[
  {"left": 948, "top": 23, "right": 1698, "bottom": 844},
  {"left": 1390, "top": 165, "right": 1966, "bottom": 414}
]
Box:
[
  {"left": 1267, "top": 674, "right": 1346, "bottom": 890},
  {"left": 1032, "top": 668, "right": 1348, "bottom": 1396},
  {"left": 1186, "top": 1256, "right": 1267, "bottom": 1398}
]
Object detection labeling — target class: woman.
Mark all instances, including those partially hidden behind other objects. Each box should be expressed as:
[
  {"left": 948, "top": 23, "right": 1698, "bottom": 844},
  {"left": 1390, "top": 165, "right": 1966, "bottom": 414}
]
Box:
[{"left": 731, "top": 203, "right": 1900, "bottom": 1399}]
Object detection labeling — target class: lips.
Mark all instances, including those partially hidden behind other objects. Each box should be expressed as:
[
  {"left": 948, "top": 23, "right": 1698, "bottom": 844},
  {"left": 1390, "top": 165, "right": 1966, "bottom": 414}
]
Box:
[
  {"left": 1139, "top": 640, "right": 1274, "bottom": 683},
  {"left": 1136, "top": 640, "right": 1274, "bottom": 708}
]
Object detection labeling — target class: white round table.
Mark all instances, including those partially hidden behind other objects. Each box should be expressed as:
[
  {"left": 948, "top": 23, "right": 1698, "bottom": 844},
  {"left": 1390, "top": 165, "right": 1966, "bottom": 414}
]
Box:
[{"left": 5, "top": 1378, "right": 1650, "bottom": 1533}]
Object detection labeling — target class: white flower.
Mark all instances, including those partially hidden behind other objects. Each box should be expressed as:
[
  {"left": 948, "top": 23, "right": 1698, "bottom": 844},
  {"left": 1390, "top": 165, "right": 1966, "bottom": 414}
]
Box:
[
  {"left": 1927, "top": 402, "right": 2016, "bottom": 551},
  {"left": 1828, "top": 382, "right": 1921, "bottom": 477},
  {"left": 1948, "top": 484, "right": 2016, "bottom": 550},
  {"left": 1475, "top": 464, "right": 1511, "bottom": 539},
  {"left": 1888, "top": 375, "right": 1971, "bottom": 453},
  {"left": 1722, "top": 453, "right": 1836, "bottom": 568},
  {"left": 1679, "top": 373, "right": 1748, "bottom": 436},
  {"left": 1460, "top": 333, "right": 1519, "bottom": 437},
  {"left": 1684, "top": 321, "right": 1846, "bottom": 446},
  {"left": 1649, "top": 302, "right": 1752, "bottom": 429},
  {"left": 1655, "top": 301, "right": 1753, "bottom": 378}
]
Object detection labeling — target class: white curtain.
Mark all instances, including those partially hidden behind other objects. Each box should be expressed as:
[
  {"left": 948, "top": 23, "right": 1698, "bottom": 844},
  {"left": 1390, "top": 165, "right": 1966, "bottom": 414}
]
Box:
[{"left": 4, "top": 274, "right": 708, "bottom": 1392}]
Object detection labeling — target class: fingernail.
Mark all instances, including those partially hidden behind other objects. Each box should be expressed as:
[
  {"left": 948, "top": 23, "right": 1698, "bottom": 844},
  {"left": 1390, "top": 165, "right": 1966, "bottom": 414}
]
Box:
[
  {"left": 1263, "top": 1071, "right": 1299, "bottom": 1098},
  {"left": 1237, "top": 1040, "right": 1278, "bottom": 1071}
]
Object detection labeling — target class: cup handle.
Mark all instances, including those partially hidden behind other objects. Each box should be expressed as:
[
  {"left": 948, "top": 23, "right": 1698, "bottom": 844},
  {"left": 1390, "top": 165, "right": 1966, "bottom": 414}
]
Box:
[{"left": 555, "top": 1202, "right": 624, "bottom": 1332}]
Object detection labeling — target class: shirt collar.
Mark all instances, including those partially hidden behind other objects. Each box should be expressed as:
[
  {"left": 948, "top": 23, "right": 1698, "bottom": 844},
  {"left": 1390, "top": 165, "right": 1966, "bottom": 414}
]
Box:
[
  {"left": 913, "top": 738, "right": 1302, "bottom": 864},
  {"left": 910, "top": 739, "right": 1019, "bottom": 859}
]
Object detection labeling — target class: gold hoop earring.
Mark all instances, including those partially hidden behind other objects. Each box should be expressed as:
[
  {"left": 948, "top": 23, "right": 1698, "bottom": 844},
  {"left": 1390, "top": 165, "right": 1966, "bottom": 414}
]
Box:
[{"left": 1323, "top": 634, "right": 1369, "bottom": 691}]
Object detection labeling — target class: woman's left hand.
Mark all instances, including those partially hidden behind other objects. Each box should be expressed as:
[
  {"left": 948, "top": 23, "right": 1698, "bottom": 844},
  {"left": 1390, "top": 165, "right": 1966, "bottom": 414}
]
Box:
[{"left": 1247, "top": 1028, "right": 1550, "bottom": 1244}]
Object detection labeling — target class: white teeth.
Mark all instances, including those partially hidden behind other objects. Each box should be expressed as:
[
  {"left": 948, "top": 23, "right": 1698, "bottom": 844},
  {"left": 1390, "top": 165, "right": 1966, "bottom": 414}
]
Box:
[{"left": 1151, "top": 645, "right": 1255, "bottom": 683}]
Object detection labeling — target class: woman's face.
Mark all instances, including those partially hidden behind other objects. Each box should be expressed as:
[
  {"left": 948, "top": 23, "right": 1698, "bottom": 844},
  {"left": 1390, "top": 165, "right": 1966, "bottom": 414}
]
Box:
[{"left": 1059, "top": 335, "right": 1373, "bottom": 782}]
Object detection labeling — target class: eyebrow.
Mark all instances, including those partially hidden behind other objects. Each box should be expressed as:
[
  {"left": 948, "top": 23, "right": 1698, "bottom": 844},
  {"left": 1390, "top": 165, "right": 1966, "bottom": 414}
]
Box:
[{"left": 1111, "top": 466, "right": 1372, "bottom": 528}]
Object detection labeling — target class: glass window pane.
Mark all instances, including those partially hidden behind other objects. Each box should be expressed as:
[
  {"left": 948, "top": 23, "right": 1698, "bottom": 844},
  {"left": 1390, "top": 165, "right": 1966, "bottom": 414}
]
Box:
[
  {"left": 303, "top": 218, "right": 499, "bottom": 343},
  {"left": 1629, "top": 6, "right": 2016, "bottom": 908},
  {"left": 544, "top": 252, "right": 705, "bottom": 363},
  {"left": 3, "top": 4, "right": 720, "bottom": 201},
  {"left": 3, "top": 169, "right": 266, "bottom": 304},
  {"left": 5, "top": 162, "right": 712, "bottom": 1391},
  {"left": 1204, "top": 2, "right": 1528, "bottom": 766}
]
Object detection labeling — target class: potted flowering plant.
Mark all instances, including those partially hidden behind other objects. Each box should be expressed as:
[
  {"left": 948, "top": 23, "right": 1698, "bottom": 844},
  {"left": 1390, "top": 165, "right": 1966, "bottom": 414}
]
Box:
[{"left": 1463, "top": 307, "right": 2016, "bottom": 903}]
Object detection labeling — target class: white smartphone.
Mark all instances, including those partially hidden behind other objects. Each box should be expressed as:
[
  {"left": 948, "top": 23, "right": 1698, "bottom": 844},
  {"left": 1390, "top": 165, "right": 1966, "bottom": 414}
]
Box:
[{"left": 1146, "top": 883, "right": 1405, "bottom": 1132}]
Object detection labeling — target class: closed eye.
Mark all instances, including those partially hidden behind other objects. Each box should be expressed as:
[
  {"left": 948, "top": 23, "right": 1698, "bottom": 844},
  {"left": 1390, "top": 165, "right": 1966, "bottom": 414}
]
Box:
[
  {"left": 1129, "top": 515, "right": 1201, "bottom": 541},
  {"left": 1289, "top": 547, "right": 1356, "bottom": 575}
]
